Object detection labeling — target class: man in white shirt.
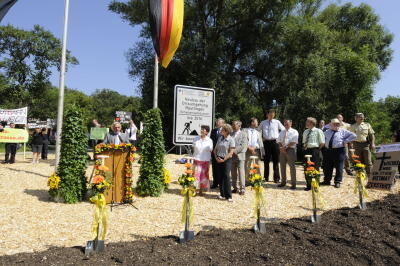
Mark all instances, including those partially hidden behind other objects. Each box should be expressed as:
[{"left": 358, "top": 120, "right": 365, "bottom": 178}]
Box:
[
  {"left": 277, "top": 119, "right": 299, "bottom": 189},
  {"left": 244, "top": 118, "right": 264, "bottom": 179},
  {"left": 337, "top": 114, "right": 353, "bottom": 176},
  {"left": 125, "top": 119, "right": 138, "bottom": 146},
  {"left": 258, "top": 109, "right": 285, "bottom": 183}
]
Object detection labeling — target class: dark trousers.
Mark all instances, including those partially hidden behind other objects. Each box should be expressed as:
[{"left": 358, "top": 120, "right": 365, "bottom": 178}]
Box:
[
  {"left": 41, "top": 143, "right": 49, "bottom": 160},
  {"left": 263, "top": 140, "right": 280, "bottom": 181},
  {"left": 5, "top": 143, "right": 17, "bottom": 163},
  {"left": 323, "top": 147, "right": 345, "bottom": 184},
  {"left": 216, "top": 158, "right": 232, "bottom": 199},
  {"left": 211, "top": 157, "right": 220, "bottom": 187},
  {"left": 304, "top": 147, "right": 321, "bottom": 188}
]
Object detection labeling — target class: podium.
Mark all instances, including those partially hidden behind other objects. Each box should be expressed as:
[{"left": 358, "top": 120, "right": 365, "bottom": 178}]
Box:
[{"left": 95, "top": 144, "right": 136, "bottom": 204}]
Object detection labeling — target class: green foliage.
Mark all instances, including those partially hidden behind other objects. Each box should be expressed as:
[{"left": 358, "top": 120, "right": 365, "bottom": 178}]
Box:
[
  {"left": 0, "top": 25, "right": 78, "bottom": 107},
  {"left": 110, "top": 0, "right": 393, "bottom": 145},
  {"left": 57, "top": 105, "right": 88, "bottom": 203},
  {"left": 136, "top": 108, "right": 165, "bottom": 196}
]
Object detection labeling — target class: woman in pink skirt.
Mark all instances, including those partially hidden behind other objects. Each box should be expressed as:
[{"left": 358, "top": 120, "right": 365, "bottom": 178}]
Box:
[{"left": 192, "top": 125, "right": 213, "bottom": 195}]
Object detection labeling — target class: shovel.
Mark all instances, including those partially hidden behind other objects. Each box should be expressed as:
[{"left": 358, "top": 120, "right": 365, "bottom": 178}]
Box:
[
  {"left": 253, "top": 204, "right": 266, "bottom": 233},
  {"left": 85, "top": 210, "right": 105, "bottom": 255},
  {"left": 358, "top": 183, "right": 367, "bottom": 210},
  {"left": 179, "top": 194, "right": 195, "bottom": 243},
  {"left": 310, "top": 187, "right": 321, "bottom": 224}
]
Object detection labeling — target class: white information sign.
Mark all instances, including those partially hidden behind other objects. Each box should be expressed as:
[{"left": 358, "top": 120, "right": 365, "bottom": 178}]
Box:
[
  {"left": 173, "top": 85, "right": 215, "bottom": 145},
  {"left": 0, "top": 107, "right": 28, "bottom": 125}
]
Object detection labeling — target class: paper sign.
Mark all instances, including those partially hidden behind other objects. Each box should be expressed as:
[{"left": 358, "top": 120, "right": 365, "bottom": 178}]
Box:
[
  {"left": 0, "top": 128, "right": 29, "bottom": 143},
  {"left": 90, "top": 127, "right": 109, "bottom": 140}
]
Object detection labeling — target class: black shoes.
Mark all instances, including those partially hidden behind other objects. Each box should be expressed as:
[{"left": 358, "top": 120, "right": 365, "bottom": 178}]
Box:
[
  {"left": 320, "top": 181, "right": 331, "bottom": 186},
  {"left": 277, "top": 183, "right": 286, "bottom": 187},
  {"left": 345, "top": 169, "right": 354, "bottom": 176},
  {"left": 304, "top": 187, "right": 311, "bottom": 191},
  {"left": 334, "top": 183, "right": 341, "bottom": 188},
  {"left": 232, "top": 189, "right": 238, "bottom": 193}
]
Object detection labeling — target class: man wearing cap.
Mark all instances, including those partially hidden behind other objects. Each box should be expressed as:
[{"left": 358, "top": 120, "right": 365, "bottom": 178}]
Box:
[
  {"left": 302, "top": 117, "right": 325, "bottom": 190},
  {"left": 350, "top": 113, "right": 375, "bottom": 176},
  {"left": 322, "top": 119, "right": 356, "bottom": 188}
]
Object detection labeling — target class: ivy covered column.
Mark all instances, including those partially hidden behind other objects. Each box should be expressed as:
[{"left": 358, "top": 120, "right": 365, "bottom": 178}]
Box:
[{"left": 136, "top": 108, "right": 166, "bottom": 196}]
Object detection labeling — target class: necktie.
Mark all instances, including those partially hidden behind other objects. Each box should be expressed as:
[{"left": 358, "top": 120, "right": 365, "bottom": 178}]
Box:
[
  {"left": 129, "top": 128, "right": 132, "bottom": 138},
  {"left": 304, "top": 129, "right": 311, "bottom": 149},
  {"left": 329, "top": 131, "right": 337, "bottom": 149},
  {"left": 284, "top": 130, "right": 288, "bottom": 147}
]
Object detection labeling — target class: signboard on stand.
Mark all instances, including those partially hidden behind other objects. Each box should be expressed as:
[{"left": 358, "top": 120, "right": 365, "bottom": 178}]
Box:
[
  {"left": 173, "top": 85, "right": 215, "bottom": 145},
  {"left": 0, "top": 107, "right": 28, "bottom": 125},
  {"left": 367, "top": 143, "right": 400, "bottom": 190}
]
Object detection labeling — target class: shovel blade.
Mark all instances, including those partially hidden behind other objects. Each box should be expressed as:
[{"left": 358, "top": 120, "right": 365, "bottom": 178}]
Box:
[
  {"left": 85, "top": 241, "right": 95, "bottom": 256},
  {"left": 179, "top": 230, "right": 195, "bottom": 243},
  {"left": 253, "top": 222, "right": 266, "bottom": 234},
  {"left": 311, "top": 214, "right": 321, "bottom": 224},
  {"left": 95, "top": 240, "right": 105, "bottom": 253},
  {"left": 359, "top": 201, "right": 367, "bottom": 210}
]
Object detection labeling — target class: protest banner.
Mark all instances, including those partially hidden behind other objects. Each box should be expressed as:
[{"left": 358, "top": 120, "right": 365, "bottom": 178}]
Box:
[
  {"left": 90, "top": 128, "right": 109, "bottom": 140},
  {"left": 0, "top": 128, "right": 29, "bottom": 143},
  {"left": 173, "top": 85, "right": 215, "bottom": 145},
  {"left": 115, "top": 111, "right": 132, "bottom": 124},
  {"left": 0, "top": 107, "right": 28, "bottom": 125}
]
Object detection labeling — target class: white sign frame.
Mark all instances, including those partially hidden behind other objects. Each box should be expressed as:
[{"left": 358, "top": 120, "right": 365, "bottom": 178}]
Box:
[{"left": 173, "top": 85, "right": 215, "bottom": 145}]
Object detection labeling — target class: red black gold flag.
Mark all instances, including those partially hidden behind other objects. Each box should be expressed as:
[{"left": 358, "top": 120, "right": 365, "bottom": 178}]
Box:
[{"left": 148, "top": 0, "right": 184, "bottom": 68}]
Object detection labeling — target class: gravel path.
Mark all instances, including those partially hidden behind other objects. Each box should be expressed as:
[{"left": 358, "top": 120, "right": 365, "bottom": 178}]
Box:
[{"left": 0, "top": 153, "right": 397, "bottom": 256}]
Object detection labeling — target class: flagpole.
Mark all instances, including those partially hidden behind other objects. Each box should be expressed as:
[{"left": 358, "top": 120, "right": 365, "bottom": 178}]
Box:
[
  {"left": 153, "top": 54, "right": 159, "bottom": 108},
  {"left": 55, "top": 0, "right": 70, "bottom": 170}
]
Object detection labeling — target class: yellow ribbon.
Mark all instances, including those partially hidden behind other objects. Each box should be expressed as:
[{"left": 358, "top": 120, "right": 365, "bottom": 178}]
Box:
[
  {"left": 180, "top": 187, "right": 195, "bottom": 225},
  {"left": 354, "top": 171, "right": 368, "bottom": 198},
  {"left": 311, "top": 178, "right": 325, "bottom": 210},
  {"left": 90, "top": 193, "right": 107, "bottom": 240},
  {"left": 253, "top": 186, "right": 265, "bottom": 217}
]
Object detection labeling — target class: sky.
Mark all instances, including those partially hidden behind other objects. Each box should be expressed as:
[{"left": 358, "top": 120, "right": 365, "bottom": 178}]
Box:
[{"left": 1, "top": 0, "right": 399, "bottom": 100}]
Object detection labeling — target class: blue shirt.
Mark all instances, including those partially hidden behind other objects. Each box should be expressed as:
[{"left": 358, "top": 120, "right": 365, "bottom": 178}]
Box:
[{"left": 324, "top": 128, "right": 356, "bottom": 149}]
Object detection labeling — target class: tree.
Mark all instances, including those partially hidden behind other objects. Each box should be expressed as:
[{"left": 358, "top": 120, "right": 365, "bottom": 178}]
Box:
[
  {"left": 110, "top": 1, "right": 393, "bottom": 145},
  {"left": 57, "top": 105, "right": 88, "bottom": 203},
  {"left": 136, "top": 108, "right": 165, "bottom": 196},
  {"left": 0, "top": 25, "right": 78, "bottom": 107}
]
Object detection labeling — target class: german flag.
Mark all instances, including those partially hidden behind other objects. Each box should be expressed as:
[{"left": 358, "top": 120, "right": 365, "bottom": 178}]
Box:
[{"left": 148, "top": 0, "right": 184, "bottom": 68}]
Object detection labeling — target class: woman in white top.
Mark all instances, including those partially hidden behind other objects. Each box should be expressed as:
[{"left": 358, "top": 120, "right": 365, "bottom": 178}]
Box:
[
  {"left": 192, "top": 125, "right": 213, "bottom": 195},
  {"left": 125, "top": 120, "right": 138, "bottom": 146}
]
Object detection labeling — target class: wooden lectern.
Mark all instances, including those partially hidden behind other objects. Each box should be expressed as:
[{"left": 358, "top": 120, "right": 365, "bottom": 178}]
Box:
[{"left": 95, "top": 144, "right": 136, "bottom": 204}]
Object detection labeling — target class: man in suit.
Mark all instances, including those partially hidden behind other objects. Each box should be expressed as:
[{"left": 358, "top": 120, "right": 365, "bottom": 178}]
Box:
[
  {"left": 103, "top": 122, "right": 130, "bottom": 144},
  {"left": 210, "top": 118, "right": 225, "bottom": 188},
  {"left": 231, "top": 120, "right": 248, "bottom": 195},
  {"left": 243, "top": 118, "right": 264, "bottom": 179}
]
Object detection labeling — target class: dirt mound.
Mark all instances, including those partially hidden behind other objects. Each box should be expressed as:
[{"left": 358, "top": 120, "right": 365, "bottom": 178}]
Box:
[{"left": 1, "top": 193, "right": 399, "bottom": 265}]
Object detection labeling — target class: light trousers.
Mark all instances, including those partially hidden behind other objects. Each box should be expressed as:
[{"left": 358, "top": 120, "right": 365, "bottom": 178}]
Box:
[{"left": 279, "top": 148, "right": 297, "bottom": 186}]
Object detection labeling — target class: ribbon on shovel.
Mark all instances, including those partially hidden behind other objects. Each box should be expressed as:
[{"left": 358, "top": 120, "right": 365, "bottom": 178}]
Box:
[
  {"left": 354, "top": 171, "right": 368, "bottom": 198},
  {"left": 180, "top": 187, "right": 195, "bottom": 225},
  {"left": 311, "top": 178, "right": 325, "bottom": 210},
  {"left": 90, "top": 193, "right": 108, "bottom": 240},
  {"left": 253, "top": 186, "right": 265, "bottom": 217}
]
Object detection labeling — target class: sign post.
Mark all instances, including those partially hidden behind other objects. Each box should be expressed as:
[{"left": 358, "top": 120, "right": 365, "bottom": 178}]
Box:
[{"left": 173, "top": 85, "right": 215, "bottom": 149}]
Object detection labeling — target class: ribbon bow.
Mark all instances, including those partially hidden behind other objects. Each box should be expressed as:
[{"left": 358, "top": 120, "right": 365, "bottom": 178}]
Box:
[
  {"left": 90, "top": 193, "right": 108, "bottom": 240},
  {"left": 354, "top": 171, "right": 368, "bottom": 198},
  {"left": 311, "top": 178, "right": 325, "bottom": 210}
]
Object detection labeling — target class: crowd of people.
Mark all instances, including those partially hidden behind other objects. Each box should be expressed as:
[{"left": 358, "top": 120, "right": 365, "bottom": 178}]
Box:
[{"left": 191, "top": 110, "right": 377, "bottom": 202}]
